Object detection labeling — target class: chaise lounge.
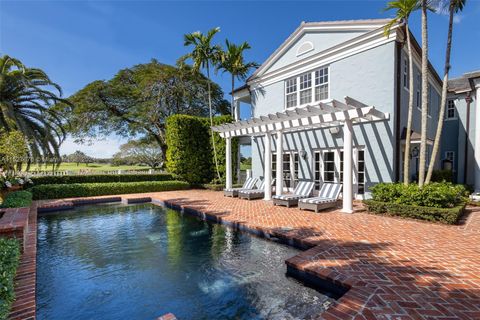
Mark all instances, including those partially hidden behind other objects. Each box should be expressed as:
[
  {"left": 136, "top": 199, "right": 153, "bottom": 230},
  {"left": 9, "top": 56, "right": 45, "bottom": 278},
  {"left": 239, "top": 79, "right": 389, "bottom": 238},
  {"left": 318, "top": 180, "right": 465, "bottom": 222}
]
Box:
[
  {"left": 272, "top": 181, "right": 315, "bottom": 207},
  {"left": 299, "top": 183, "right": 342, "bottom": 213},
  {"left": 223, "top": 177, "right": 258, "bottom": 197},
  {"left": 238, "top": 179, "right": 276, "bottom": 200}
]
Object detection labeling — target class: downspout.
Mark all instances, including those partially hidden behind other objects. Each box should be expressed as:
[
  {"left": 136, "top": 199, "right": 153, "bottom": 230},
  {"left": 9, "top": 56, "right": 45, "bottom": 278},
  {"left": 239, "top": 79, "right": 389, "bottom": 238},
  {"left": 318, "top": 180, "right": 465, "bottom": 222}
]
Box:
[
  {"left": 463, "top": 92, "right": 472, "bottom": 184},
  {"left": 394, "top": 40, "right": 402, "bottom": 182}
]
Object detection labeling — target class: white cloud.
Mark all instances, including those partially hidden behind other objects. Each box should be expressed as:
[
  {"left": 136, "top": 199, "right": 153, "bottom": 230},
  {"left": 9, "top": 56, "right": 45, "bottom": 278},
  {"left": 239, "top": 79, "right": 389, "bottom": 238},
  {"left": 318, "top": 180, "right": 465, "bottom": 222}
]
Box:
[
  {"left": 453, "top": 15, "right": 463, "bottom": 24},
  {"left": 60, "top": 135, "right": 128, "bottom": 158}
]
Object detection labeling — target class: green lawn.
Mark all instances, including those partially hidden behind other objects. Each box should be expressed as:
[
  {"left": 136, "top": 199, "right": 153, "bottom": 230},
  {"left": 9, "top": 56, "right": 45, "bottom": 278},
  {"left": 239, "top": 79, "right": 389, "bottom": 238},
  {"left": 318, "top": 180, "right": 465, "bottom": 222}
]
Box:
[
  {"left": 240, "top": 163, "right": 251, "bottom": 170},
  {"left": 30, "top": 162, "right": 151, "bottom": 172}
]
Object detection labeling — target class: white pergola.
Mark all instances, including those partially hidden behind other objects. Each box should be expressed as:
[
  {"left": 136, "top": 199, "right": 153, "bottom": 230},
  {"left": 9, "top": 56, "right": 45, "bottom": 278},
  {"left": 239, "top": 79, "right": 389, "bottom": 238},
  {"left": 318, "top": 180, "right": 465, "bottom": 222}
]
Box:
[{"left": 212, "top": 96, "right": 389, "bottom": 213}]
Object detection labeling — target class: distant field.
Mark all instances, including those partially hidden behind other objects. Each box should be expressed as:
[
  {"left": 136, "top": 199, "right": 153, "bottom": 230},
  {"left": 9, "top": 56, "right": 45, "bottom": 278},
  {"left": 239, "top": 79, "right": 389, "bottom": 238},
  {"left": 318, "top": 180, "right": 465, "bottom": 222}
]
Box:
[
  {"left": 29, "top": 163, "right": 151, "bottom": 173},
  {"left": 240, "top": 163, "right": 251, "bottom": 170}
]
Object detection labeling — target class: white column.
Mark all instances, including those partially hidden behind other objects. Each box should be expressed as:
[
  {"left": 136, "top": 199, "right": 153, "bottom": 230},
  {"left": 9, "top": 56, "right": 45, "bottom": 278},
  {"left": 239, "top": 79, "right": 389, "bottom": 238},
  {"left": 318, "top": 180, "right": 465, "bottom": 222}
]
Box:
[
  {"left": 474, "top": 85, "right": 480, "bottom": 191},
  {"left": 264, "top": 133, "right": 272, "bottom": 200},
  {"left": 342, "top": 120, "right": 353, "bottom": 213},
  {"left": 225, "top": 137, "right": 232, "bottom": 189},
  {"left": 276, "top": 131, "right": 284, "bottom": 196},
  {"left": 234, "top": 99, "right": 241, "bottom": 121}
]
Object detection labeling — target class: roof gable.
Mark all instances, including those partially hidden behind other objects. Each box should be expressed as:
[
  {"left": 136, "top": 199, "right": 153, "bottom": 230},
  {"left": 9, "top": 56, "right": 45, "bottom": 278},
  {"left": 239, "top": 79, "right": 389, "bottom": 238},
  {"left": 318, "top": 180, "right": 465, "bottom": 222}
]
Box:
[{"left": 252, "top": 19, "right": 391, "bottom": 79}]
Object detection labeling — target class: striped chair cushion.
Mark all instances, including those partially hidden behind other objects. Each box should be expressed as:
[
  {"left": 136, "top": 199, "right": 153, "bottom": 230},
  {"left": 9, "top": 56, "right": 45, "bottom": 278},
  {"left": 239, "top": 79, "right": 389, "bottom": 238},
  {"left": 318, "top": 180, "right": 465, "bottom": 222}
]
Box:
[
  {"left": 224, "top": 178, "right": 258, "bottom": 192},
  {"left": 240, "top": 189, "right": 264, "bottom": 195},
  {"left": 292, "top": 181, "right": 315, "bottom": 197},
  {"left": 299, "top": 197, "right": 338, "bottom": 204},
  {"left": 318, "top": 183, "right": 342, "bottom": 199},
  {"left": 272, "top": 194, "right": 304, "bottom": 200}
]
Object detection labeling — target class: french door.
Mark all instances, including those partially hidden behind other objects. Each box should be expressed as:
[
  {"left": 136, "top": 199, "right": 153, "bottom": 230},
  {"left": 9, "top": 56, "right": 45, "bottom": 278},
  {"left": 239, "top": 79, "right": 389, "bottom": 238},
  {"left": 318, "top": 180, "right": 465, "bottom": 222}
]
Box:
[
  {"left": 313, "top": 149, "right": 365, "bottom": 197},
  {"left": 272, "top": 152, "right": 299, "bottom": 191}
]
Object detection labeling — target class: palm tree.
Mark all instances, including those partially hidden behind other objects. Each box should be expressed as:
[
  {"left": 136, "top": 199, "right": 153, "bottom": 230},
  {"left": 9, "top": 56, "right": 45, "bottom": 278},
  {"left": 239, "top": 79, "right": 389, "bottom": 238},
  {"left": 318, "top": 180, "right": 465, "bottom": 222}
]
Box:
[
  {"left": 180, "top": 27, "right": 222, "bottom": 180},
  {"left": 218, "top": 40, "right": 258, "bottom": 182},
  {"left": 218, "top": 40, "right": 258, "bottom": 118},
  {"left": 384, "top": 0, "right": 420, "bottom": 185},
  {"left": 418, "top": 0, "right": 429, "bottom": 187},
  {"left": 425, "top": 0, "right": 467, "bottom": 184},
  {"left": 0, "top": 55, "right": 67, "bottom": 166}
]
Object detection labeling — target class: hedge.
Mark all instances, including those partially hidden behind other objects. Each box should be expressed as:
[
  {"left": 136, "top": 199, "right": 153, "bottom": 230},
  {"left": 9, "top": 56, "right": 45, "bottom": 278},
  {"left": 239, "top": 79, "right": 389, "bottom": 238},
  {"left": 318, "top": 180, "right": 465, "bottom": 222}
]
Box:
[
  {"left": 30, "top": 173, "right": 175, "bottom": 185},
  {"left": 30, "top": 181, "right": 190, "bottom": 200},
  {"left": 0, "top": 191, "right": 32, "bottom": 208},
  {"left": 0, "top": 238, "right": 20, "bottom": 320},
  {"left": 363, "top": 199, "right": 465, "bottom": 224},
  {"left": 166, "top": 114, "right": 238, "bottom": 184},
  {"left": 370, "top": 182, "right": 467, "bottom": 208}
]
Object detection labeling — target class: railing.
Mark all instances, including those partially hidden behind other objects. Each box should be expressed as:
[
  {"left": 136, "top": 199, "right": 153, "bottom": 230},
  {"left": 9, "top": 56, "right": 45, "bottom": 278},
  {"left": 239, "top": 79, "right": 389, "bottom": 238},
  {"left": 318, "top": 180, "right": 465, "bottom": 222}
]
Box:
[{"left": 19, "top": 169, "right": 165, "bottom": 177}]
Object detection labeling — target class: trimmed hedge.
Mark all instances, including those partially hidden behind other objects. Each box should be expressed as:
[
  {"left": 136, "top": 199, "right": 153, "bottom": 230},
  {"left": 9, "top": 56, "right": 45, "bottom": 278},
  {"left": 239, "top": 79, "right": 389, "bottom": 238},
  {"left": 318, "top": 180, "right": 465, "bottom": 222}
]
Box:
[
  {"left": 363, "top": 199, "right": 465, "bottom": 224},
  {"left": 202, "top": 183, "right": 243, "bottom": 191},
  {"left": 0, "top": 191, "right": 33, "bottom": 208},
  {"left": 30, "top": 173, "right": 175, "bottom": 185},
  {"left": 30, "top": 181, "right": 190, "bottom": 200},
  {"left": 166, "top": 114, "right": 238, "bottom": 185},
  {"left": 370, "top": 182, "right": 467, "bottom": 208},
  {"left": 0, "top": 238, "right": 20, "bottom": 320}
]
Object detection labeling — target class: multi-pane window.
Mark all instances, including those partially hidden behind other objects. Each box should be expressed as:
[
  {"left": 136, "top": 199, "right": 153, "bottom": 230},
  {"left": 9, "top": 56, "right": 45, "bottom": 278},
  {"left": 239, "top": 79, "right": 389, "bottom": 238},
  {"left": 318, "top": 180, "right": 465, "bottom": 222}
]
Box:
[
  {"left": 427, "top": 84, "right": 433, "bottom": 116},
  {"left": 315, "top": 68, "right": 329, "bottom": 101},
  {"left": 323, "top": 151, "right": 336, "bottom": 183},
  {"left": 285, "top": 66, "right": 329, "bottom": 108},
  {"left": 445, "top": 151, "right": 455, "bottom": 166},
  {"left": 293, "top": 153, "right": 299, "bottom": 187},
  {"left": 340, "top": 151, "right": 344, "bottom": 183},
  {"left": 271, "top": 153, "right": 277, "bottom": 180},
  {"left": 403, "top": 58, "right": 409, "bottom": 89},
  {"left": 314, "top": 152, "right": 321, "bottom": 190},
  {"left": 286, "top": 78, "right": 297, "bottom": 108},
  {"left": 357, "top": 150, "right": 365, "bottom": 195},
  {"left": 446, "top": 100, "right": 456, "bottom": 119},
  {"left": 299, "top": 73, "right": 312, "bottom": 105}
]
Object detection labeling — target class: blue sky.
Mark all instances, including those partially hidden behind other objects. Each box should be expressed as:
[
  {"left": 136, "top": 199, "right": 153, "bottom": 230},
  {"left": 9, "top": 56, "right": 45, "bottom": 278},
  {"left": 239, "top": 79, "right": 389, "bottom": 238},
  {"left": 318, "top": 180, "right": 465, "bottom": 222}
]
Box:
[{"left": 2, "top": 0, "right": 480, "bottom": 157}]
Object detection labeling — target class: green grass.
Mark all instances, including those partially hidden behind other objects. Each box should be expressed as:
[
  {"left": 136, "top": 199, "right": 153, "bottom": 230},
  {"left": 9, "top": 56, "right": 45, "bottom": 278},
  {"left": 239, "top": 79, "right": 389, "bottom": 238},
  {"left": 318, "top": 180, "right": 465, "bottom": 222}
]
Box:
[
  {"left": 29, "top": 162, "right": 151, "bottom": 172},
  {"left": 240, "top": 163, "right": 251, "bottom": 170}
]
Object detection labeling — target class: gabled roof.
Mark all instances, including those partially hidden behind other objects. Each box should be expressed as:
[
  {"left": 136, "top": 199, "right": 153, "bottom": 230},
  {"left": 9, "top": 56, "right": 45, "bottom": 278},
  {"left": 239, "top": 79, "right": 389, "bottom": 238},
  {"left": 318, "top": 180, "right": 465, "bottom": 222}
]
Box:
[
  {"left": 448, "top": 70, "right": 480, "bottom": 94},
  {"left": 250, "top": 18, "right": 392, "bottom": 80}
]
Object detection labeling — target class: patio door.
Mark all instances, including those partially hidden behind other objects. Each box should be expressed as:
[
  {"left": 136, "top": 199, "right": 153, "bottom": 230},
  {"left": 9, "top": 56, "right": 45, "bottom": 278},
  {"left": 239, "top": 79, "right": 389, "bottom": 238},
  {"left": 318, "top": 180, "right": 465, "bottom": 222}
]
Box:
[
  {"left": 272, "top": 152, "right": 299, "bottom": 191},
  {"left": 313, "top": 149, "right": 365, "bottom": 198}
]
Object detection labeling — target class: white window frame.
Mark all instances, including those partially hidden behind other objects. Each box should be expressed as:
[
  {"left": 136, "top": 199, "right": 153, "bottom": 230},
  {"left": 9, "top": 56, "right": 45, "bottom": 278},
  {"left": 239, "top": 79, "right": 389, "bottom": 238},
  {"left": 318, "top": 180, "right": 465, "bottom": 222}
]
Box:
[
  {"left": 284, "top": 66, "right": 329, "bottom": 110},
  {"left": 427, "top": 84, "right": 433, "bottom": 118},
  {"left": 416, "top": 72, "right": 421, "bottom": 109},
  {"left": 285, "top": 78, "right": 298, "bottom": 109},
  {"left": 445, "top": 99, "right": 456, "bottom": 120},
  {"left": 403, "top": 57, "right": 409, "bottom": 91},
  {"left": 445, "top": 151, "right": 455, "bottom": 167}
]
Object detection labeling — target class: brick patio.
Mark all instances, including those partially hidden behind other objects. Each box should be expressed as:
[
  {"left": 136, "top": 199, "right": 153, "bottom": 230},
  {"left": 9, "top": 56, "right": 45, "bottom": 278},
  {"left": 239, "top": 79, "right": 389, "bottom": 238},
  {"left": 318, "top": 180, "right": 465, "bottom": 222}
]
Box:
[{"left": 28, "top": 190, "right": 480, "bottom": 319}]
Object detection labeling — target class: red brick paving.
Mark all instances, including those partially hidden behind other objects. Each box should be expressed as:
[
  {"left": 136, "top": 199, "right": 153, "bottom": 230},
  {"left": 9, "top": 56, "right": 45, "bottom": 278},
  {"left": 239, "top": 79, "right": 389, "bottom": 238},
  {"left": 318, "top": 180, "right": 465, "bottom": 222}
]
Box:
[{"left": 29, "top": 190, "right": 480, "bottom": 319}]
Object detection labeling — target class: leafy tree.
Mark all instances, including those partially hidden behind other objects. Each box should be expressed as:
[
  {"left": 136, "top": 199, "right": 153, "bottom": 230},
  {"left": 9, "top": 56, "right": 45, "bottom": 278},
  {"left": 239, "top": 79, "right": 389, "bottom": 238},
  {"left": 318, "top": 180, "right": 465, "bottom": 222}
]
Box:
[
  {"left": 0, "top": 55, "right": 67, "bottom": 163},
  {"left": 179, "top": 27, "right": 223, "bottom": 180},
  {"left": 113, "top": 139, "right": 163, "bottom": 168},
  {"left": 425, "top": 0, "right": 467, "bottom": 184},
  {"left": 384, "top": 0, "right": 420, "bottom": 185},
  {"left": 67, "top": 150, "right": 90, "bottom": 166},
  {"left": 58, "top": 60, "right": 229, "bottom": 159},
  {"left": 0, "top": 130, "right": 29, "bottom": 175}
]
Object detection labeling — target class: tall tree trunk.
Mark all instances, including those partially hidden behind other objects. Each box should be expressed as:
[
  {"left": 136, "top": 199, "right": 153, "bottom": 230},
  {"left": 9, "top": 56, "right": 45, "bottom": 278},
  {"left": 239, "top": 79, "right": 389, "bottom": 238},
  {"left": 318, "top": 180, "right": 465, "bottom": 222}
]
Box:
[
  {"left": 207, "top": 64, "right": 221, "bottom": 180},
  {"left": 425, "top": 4, "right": 454, "bottom": 184},
  {"left": 403, "top": 21, "right": 415, "bottom": 185},
  {"left": 418, "top": 0, "right": 429, "bottom": 187}
]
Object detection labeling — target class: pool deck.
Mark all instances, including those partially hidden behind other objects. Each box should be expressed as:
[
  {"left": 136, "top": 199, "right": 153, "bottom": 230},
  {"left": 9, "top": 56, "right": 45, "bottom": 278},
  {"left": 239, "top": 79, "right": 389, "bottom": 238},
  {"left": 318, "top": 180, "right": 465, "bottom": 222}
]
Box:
[{"left": 10, "top": 189, "right": 480, "bottom": 320}]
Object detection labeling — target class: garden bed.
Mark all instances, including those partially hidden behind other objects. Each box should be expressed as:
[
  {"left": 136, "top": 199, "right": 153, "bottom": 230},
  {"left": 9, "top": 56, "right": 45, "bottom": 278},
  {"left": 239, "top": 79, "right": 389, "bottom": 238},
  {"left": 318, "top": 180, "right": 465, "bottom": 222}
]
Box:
[{"left": 363, "top": 200, "right": 465, "bottom": 224}]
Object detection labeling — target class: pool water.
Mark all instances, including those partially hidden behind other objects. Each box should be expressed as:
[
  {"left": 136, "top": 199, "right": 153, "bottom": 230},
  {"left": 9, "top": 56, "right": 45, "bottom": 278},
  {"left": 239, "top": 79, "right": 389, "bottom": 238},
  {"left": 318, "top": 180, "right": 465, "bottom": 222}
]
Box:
[{"left": 37, "top": 203, "right": 332, "bottom": 320}]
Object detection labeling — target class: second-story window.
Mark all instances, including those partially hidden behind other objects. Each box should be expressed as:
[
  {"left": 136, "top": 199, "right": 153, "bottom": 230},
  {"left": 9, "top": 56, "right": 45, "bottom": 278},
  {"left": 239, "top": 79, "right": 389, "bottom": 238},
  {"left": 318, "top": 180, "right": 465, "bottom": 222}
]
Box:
[
  {"left": 286, "top": 78, "right": 297, "bottom": 108},
  {"left": 403, "top": 58, "right": 409, "bottom": 89},
  {"left": 416, "top": 73, "right": 421, "bottom": 108},
  {"left": 284, "top": 66, "right": 329, "bottom": 109},
  {"left": 446, "top": 100, "right": 456, "bottom": 119},
  {"left": 299, "top": 73, "right": 312, "bottom": 105}
]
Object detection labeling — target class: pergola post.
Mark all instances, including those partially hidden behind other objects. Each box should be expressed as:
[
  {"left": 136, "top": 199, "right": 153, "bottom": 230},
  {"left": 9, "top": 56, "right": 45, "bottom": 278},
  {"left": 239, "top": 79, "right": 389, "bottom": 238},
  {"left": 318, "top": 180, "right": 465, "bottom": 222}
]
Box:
[
  {"left": 342, "top": 120, "right": 353, "bottom": 213},
  {"left": 225, "top": 137, "right": 232, "bottom": 189},
  {"left": 264, "top": 132, "right": 272, "bottom": 200},
  {"left": 276, "top": 131, "right": 284, "bottom": 196}
]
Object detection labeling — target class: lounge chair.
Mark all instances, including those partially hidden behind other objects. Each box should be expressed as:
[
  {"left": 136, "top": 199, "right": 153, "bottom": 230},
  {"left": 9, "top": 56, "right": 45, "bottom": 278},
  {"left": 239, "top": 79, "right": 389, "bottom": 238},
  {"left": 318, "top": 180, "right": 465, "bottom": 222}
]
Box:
[
  {"left": 238, "top": 179, "right": 276, "bottom": 200},
  {"left": 299, "top": 183, "right": 343, "bottom": 213},
  {"left": 223, "top": 177, "right": 258, "bottom": 197},
  {"left": 272, "top": 181, "right": 315, "bottom": 207}
]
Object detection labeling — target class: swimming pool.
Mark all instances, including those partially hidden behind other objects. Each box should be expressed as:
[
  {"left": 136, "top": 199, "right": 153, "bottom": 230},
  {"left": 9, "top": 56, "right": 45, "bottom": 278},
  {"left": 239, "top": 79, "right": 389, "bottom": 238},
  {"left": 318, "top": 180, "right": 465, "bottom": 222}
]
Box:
[{"left": 37, "top": 203, "right": 333, "bottom": 319}]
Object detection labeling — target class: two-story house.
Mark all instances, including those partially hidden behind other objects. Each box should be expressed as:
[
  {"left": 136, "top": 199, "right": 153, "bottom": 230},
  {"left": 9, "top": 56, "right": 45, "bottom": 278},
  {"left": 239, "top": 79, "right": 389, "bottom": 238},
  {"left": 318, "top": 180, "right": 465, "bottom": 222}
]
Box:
[{"left": 212, "top": 19, "right": 480, "bottom": 211}]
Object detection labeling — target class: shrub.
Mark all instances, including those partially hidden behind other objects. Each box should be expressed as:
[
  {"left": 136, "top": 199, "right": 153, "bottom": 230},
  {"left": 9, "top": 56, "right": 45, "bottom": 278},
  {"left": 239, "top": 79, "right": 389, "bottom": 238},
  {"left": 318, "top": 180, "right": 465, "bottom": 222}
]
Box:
[
  {"left": 363, "top": 200, "right": 465, "bottom": 224},
  {"left": 370, "top": 182, "right": 467, "bottom": 208},
  {"left": 30, "top": 181, "right": 190, "bottom": 200},
  {"left": 0, "top": 191, "right": 32, "bottom": 208},
  {"left": 165, "top": 114, "right": 238, "bottom": 184},
  {"left": 30, "top": 173, "right": 175, "bottom": 185},
  {"left": 202, "top": 183, "right": 243, "bottom": 191},
  {"left": 430, "top": 169, "right": 453, "bottom": 183},
  {"left": 0, "top": 238, "right": 20, "bottom": 320}
]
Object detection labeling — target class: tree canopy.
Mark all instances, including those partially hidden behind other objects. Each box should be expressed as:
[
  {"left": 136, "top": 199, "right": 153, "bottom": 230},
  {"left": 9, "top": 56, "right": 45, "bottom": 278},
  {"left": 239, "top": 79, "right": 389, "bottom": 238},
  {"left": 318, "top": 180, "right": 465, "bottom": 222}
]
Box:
[{"left": 59, "top": 59, "right": 230, "bottom": 156}]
